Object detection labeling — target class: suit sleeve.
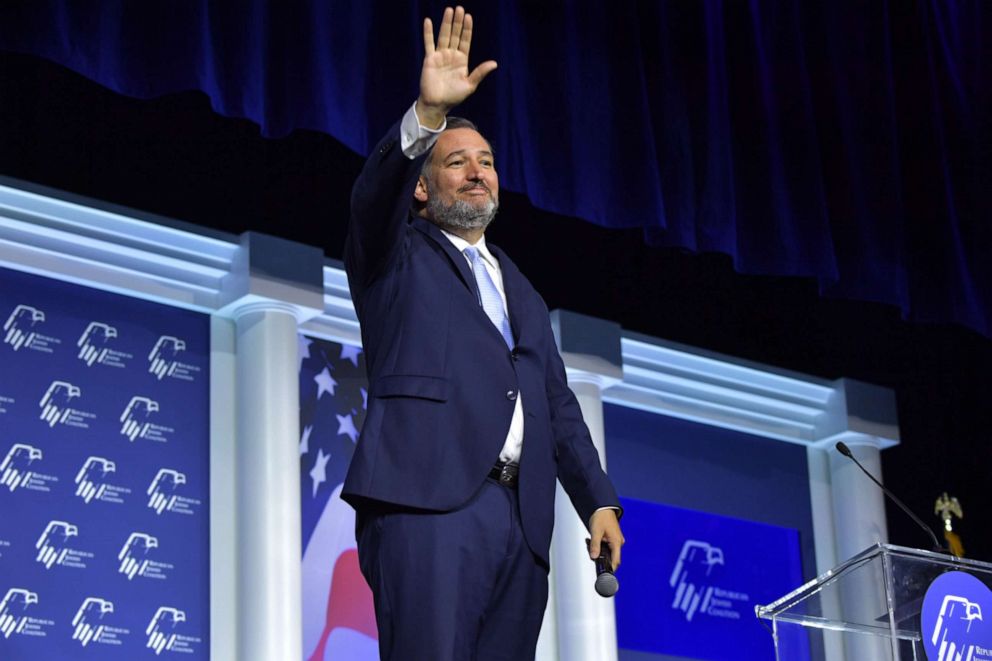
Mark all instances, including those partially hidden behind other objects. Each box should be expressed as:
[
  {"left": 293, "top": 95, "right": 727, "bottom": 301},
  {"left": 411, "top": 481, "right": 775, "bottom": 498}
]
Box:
[
  {"left": 344, "top": 121, "right": 429, "bottom": 292},
  {"left": 545, "top": 324, "right": 622, "bottom": 528}
]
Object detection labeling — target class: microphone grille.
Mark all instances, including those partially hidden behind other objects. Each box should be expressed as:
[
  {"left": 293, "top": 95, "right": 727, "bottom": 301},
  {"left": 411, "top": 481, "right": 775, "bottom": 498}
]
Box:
[{"left": 595, "top": 573, "right": 619, "bottom": 597}]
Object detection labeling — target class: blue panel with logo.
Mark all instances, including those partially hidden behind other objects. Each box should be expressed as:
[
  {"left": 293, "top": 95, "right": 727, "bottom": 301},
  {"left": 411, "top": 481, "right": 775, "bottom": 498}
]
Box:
[
  {"left": 0, "top": 266, "right": 209, "bottom": 658},
  {"left": 616, "top": 497, "right": 808, "bottom": 660},
  {"left": 922, "top": 571, "right": 992, "bottom": 661}
]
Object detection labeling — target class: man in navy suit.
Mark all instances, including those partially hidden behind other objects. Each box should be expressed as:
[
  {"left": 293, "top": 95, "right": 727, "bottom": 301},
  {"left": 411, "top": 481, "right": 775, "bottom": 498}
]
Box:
[{"left": 343, "top": 7, "right": 625, "bottom": 659}]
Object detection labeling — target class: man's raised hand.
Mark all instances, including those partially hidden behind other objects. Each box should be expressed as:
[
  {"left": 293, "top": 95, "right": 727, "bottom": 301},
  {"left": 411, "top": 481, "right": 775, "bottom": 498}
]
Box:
[{"left": 417, "top": 6, "right": 497, "bottom": 128}]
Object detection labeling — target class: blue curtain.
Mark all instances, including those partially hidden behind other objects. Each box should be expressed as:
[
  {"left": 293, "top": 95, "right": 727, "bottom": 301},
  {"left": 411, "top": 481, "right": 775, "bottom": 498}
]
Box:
[{"left": 1, "top": 0, "right": 988, "bottom": 336}]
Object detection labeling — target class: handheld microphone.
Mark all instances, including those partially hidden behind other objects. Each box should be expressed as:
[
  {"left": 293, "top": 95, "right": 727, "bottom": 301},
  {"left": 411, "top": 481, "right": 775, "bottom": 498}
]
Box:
[
  {"left": 588, "top": 539, "right": 619, "bottom": 597},
  {"left": 834, "top": 441, "right": 944, "bottom": 553}
]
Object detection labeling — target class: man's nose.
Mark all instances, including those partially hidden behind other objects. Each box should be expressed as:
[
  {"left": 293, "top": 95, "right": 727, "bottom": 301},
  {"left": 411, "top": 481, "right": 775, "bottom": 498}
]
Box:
[{"left": 469, "top": 161, "right": 492, "bottom": 181}]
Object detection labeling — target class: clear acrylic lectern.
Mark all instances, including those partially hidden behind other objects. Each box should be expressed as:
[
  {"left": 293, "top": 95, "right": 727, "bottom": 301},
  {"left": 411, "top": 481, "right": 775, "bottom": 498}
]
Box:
[{"left": 755, "top": 544, "right": 992, "bottom": 660}]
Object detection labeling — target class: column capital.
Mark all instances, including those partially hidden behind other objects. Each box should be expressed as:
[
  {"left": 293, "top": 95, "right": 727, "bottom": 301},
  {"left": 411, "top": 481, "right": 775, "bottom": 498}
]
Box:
[
  {"left": 216, "top": 231, "right": 324, "bottom": 323},
  {"left": 221, "top": 297, "right": 316, "bottom": 324},
  {"left": 818, "top": 431, "right": 886, "bottom": 457},
  {"left": 810, "top": 378, "right": 899, "bottom": 448},
  {"left": 550, "top": 309, "right": 623, "bottom": 388},
  {"left": 831, "top": 432, "right": 884, "bottom": 451},
  {"left": 565, "top": 368, "right": 621, "bottom": 391}
]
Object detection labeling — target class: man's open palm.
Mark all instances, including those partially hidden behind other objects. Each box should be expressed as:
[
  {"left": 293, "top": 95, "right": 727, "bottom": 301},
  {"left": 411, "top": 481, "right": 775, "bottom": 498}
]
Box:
[{"left": 418, "top": 6, "right": 497, "bottom": 125}]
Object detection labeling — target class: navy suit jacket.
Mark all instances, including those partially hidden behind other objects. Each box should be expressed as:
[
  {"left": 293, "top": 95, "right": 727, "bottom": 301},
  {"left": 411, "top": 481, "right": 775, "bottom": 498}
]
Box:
[{"left": 342, "top": 122, "right": 620, "bottom": 564}]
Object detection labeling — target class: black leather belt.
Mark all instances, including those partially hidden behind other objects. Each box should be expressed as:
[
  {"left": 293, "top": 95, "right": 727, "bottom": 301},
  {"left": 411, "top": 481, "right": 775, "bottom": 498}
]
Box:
[{"left": 488, "top": 461, "right": 519, "bottom": 488}]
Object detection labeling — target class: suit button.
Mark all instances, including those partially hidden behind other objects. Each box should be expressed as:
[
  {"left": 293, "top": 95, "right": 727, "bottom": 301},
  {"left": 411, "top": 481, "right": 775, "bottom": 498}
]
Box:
[
  {"left": 506, "top": 390, "right": 517, "bottom": 401},
  {"left": 510, "top": 350, "right": 519, "bottom": 361}
]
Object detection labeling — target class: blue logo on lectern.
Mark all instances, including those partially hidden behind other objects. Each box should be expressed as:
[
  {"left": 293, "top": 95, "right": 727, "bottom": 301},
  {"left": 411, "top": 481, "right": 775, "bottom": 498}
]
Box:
[{"left": 922, "top": 571, "right": 992, "bottom": 661}]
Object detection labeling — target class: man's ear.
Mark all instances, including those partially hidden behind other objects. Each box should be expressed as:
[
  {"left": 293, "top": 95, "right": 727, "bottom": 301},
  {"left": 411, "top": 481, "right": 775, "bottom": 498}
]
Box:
[{"left": 414, "top": 175, "right": 429, "bottom": 203}]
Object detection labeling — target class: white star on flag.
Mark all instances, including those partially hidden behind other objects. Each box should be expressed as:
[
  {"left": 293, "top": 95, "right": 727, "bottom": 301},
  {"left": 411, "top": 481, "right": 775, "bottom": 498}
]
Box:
[
  {"left": 340, "top": 344, "right": 362, "bottom": 367},
  {"left": 336, "top": 413, "right": 359, "bottom": 442},
  {"left": 309, "top": 448, "right": 331, "bottom": 498},
  {"left": 299, "top": 425, "right": 313, "bottom": 456},
  {"left": 314, "top": 367, "right": 337, "bottom": 399}
]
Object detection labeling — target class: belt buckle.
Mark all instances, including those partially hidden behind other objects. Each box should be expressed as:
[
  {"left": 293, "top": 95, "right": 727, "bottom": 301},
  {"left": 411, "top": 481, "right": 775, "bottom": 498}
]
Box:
[{"left": 499, "top": 463, "right": 517, "bottom": 485}]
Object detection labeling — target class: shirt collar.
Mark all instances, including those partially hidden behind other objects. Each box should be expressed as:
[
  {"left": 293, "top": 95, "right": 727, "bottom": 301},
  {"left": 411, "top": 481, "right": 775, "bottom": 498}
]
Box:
[{"left": 440, "top": 229, "right": 498, "bottom": 269}]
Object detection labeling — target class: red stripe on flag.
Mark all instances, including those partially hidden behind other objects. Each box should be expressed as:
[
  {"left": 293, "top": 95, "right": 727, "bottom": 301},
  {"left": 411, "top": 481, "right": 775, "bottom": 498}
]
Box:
[{"left": 308, "top": 549, "right": 377, "bottom": 661}]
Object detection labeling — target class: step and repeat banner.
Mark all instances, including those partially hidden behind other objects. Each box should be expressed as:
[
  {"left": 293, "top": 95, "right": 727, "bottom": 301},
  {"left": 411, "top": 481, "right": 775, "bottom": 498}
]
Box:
[{"left": 0, "top": 266, "right": 209, "bottom": 659}]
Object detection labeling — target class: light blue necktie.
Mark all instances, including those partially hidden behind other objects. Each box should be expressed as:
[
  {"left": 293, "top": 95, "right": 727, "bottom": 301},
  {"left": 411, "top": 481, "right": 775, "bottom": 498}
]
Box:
[{"left": 464, "top": 247, "right": 514, "bottom": 350}]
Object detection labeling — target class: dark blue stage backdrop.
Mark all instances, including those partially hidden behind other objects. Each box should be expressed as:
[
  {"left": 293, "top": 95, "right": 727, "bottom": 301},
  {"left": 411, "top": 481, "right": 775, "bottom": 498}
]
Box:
[
  {"left": 0, "top": 266, "right": 209, "bottom": 659},
  {"left": 2, "top": 2, "right": 988, "bottom": 337}
]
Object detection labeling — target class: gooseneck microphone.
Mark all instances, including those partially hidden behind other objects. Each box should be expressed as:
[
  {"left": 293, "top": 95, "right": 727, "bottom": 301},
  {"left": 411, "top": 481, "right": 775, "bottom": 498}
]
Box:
[
  {"left": 834, "top": 441, "right": 944, "bottom": 553},
  {"left": 588, "top": 540, "right": 619, "bottom": 597}
]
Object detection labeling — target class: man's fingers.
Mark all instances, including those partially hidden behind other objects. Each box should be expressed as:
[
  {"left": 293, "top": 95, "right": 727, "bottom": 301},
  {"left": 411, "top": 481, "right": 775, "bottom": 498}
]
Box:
[
  {"left": 436, "top": 6, "right": 454, "bottom": 50},
  {"left": 610, "top": 539, "right": 622, "bottom": 569},
  {"left": 459, "top": 13, "right": 474, "bottom": 55},
  {"left": 449, "top": 6, "right": 465, "bottom": 51},
  {"left": 588, "top": 534, "right": 602, "bottom": 560},
  {"left": 467, "top": 61, "right": 498, "bottom": 87},
  {"left": 588, "top": 509, "right": 624, "bottom": 568},
  {"left": 423, "top": 18, "right": 435, "bottom": 55}
]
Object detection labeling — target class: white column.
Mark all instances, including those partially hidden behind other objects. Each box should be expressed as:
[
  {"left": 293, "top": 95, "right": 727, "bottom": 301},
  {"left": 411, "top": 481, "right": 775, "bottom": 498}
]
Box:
[
  {"left": 233, "top": 302, "right": 303, "bottom": 661},
  {"left": 829, "top": 434, "right": 889, "bottom": 661},
  {"left": 829, "top": 434, "right": 888, "bottom": 561},
  {"left": 806, "top": 447, "right": 846, "bottom": 661},
  {"left": 553, "top": 374, "right": 619, "bottom": 661}
]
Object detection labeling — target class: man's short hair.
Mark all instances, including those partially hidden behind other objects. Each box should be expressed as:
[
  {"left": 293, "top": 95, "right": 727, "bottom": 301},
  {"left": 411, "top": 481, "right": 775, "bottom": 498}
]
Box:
[{"left": 444, "top": 116, "right": 479, "bottom": 132}]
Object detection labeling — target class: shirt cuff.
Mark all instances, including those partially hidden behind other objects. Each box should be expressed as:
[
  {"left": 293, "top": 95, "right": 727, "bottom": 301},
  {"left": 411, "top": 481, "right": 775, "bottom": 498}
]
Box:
[
  {"left": 589, "top": 506, "right": 621, "bottom": 529},
  {"left": 400, "top": 100, "right": 446, "bottom": 159}
]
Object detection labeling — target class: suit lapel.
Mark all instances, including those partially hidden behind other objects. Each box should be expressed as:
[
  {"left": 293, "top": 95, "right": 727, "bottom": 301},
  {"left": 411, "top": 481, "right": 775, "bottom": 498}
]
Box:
[{"left": 410, "top": 215, "right": 479, "bottom": 301}]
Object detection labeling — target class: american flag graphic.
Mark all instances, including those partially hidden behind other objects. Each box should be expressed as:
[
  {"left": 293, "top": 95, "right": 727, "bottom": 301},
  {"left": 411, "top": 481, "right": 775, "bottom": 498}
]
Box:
[{"left": 299, "top": 335, "right": 378, "bottom": 660}]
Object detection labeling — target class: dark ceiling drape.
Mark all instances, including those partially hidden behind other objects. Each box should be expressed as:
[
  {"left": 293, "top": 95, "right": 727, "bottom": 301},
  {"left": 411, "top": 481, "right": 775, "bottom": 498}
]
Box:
[{"left": 1, "top": 1, "right": 988, "bottom": 336}]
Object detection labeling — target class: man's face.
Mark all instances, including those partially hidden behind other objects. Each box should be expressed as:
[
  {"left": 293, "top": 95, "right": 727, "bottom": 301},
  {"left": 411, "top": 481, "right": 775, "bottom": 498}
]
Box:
[{"left": 418, "top": 128, "right": 499, "bottom": 232}]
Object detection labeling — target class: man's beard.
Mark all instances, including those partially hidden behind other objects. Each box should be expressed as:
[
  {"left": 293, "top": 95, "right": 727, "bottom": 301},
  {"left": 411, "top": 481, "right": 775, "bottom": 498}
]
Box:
[{"left": 426, "top": 185, "right": 499, "bottom": 232}]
